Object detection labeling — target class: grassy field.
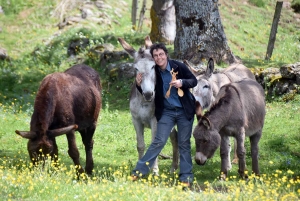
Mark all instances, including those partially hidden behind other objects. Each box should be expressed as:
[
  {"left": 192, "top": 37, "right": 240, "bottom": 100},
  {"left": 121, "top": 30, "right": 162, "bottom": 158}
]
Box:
[{"left": 0, "top": 0, "right": 300, "bottom": 200}]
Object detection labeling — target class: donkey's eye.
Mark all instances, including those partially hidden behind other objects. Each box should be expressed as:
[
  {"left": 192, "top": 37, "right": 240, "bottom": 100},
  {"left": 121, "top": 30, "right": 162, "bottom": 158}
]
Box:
[{"left": 203, "top": 85, "right": 209, "bottom": 89}]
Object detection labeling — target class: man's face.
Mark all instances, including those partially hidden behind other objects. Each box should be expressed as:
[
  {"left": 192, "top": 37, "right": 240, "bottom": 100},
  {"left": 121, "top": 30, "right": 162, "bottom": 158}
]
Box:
[{"left": 153, "top": 49, "right": 168, "bottom": 70}]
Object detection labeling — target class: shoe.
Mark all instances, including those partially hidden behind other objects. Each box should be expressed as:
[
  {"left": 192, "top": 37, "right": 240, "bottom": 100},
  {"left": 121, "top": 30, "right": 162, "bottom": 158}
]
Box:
[
  {"left": 131, "top": 175, "right": 139, "bottom": 181},
  {"left": 181, "top": 182, "right": 190, "bottom": 191}
]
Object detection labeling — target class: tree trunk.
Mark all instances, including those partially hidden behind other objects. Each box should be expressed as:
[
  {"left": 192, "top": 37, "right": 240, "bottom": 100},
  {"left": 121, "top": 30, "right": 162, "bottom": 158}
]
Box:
[
  {"left": 265, "top": 1, "right": 283, "bottom": 60},
  {"left": 150, "top": 0, "right": 176, "bottom": 44},
  {"left": 174, "top": 0, "right": 236, "bottom": 65},
  {"left": 138, "top": 0, "right": 147, "bottom": 32},
  {"left": 131, "top": 0, "right": 138, "bottom": 29}
]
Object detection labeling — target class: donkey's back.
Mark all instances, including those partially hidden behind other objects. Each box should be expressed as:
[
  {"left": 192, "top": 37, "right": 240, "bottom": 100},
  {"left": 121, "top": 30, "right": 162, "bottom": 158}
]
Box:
[
  {"left": 229, "top": 79, "right": 265, "bottom": 135},
  {"left": 193, "top": 59, "right": 256, "bottom": 111},
  {"left": 214, "top": 79, "right": 265, "bottom": 137},
  {"left": 221, "top": 63, "right": 255, "bottom": 83}
]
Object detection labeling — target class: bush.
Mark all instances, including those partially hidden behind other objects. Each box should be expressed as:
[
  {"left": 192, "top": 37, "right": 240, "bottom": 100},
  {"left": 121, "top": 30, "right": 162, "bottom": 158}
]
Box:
[
  {"left": 292, "top": 0, "right": 300, "bottom": 13},
  {"left": 249, "top": 0, "right": 265, "bottom": 7},
  {"left": 1, "top": 0, "right": 34, "bottom": 15}
]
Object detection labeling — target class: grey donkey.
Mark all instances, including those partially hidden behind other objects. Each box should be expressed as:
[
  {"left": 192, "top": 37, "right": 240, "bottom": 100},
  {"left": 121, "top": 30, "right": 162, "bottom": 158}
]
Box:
[
  {"left": 118, "top": 36, "right": 178, "bottom": 175},
  {"left": 193, "top": 79, "right": 265, "bottom": 179},
  {"left": 187, "top": 58, "right": 256, "bottom": 164}
]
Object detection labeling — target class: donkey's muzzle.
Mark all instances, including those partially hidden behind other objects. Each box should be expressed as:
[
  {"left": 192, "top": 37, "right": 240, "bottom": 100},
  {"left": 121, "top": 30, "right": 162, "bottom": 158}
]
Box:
[
  {"left": 143, "top": 91, "right": 154, "bottom": 102},
  {"left": 195, "top": 158, "right": 206, "bottom": 166}
]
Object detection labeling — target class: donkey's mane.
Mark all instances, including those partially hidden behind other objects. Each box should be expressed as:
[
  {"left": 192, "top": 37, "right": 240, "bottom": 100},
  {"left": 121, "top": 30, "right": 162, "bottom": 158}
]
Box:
[
  {"left": 138, "top": 47, "right": 146, "bottom": 58},
  {"left": 197, "top": 74, "right": 210, "bottom": 81},
  {"left": 138, "top": 47, "right": 153, "bottom": 60},
  {"left": 204, "top": 84, "right": 241, "bottom": 117},
  {"left": 203, "top": 94, "right": 229, "bottom": 117}
]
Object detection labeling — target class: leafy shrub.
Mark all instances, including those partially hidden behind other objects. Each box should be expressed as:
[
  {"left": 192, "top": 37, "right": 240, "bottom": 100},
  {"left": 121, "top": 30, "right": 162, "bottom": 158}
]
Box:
[
  {"left": 0, "top": 0, "right": 34, "bottom": 15},
  {"left": 292, "top": 0, "right": 300, "bottom": 13},
  {"left": 249, "top": 0, "right": 266, "bottom": 7},
  {"left": 1, "top": 0, "right": 55, "bottom": 16},
  {"left": 31, "top": 27, "right": 109, "bottom": 68}
]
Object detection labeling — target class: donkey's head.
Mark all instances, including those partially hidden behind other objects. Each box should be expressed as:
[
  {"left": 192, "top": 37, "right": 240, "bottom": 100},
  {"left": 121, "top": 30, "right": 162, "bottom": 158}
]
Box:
[
  {"left": 192, "top": 58, "right": 215, "bottom": 109},
  {"left": 193, "top": 102, "right": 220, "bottom": 165},
  {"left": 118, "top": 36, "right": 155, "bottom": 102},
  {"left": 15, "top": 125, "right": 78, "bottom": 164}
]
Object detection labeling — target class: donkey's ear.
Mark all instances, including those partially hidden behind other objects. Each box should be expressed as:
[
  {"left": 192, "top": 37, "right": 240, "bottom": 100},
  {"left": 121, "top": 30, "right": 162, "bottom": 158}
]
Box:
[
  {"left": 200, "top": 116, "right": 211, "bottom": 130},
  {"left": 144, "top": 36, "right": 152, "bottom": 49},
  {"left": 184, "top": 59, "right": 205, "bottom": 76},
  {"left": 118, "top": 37, "right": 136, "bottom": 58},
  {"left": 195, "top": 101, "right": 203, "bottom": 121},
  {"left": 205, "top": 58, "right": 214, "bottom": 77}
]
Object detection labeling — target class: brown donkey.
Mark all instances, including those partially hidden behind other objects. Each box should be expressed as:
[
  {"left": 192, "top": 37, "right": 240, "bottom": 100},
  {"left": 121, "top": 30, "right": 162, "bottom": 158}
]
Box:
[{"left": 16, "top": 64, "right": 101, "bottom": 174}]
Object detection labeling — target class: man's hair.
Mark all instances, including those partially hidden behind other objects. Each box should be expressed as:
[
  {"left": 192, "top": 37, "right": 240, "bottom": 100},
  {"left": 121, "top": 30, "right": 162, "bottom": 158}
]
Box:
[{"left": 150, "top": 43, "right": 168, "bottom": 57}]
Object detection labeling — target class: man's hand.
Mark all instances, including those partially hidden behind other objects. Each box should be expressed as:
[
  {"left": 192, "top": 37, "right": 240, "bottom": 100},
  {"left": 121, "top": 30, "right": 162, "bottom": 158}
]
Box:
[
  {"left": 136, "top": 73, "right": 143, "bottom": 86},
  {"left": 170, "top": 79, "right": 182, "bottom": 88}
]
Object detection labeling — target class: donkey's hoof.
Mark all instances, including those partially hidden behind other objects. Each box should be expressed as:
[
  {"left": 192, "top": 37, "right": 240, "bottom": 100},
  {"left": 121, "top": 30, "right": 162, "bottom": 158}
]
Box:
[
  {"left": 152, "top": 172, "right": 159, "bottom": 176},
  {"left": 219, "top": 173, "right": 227, "bottom": 181},
  {"left": 240, "top": 175, "right": 249, "bottom": 181},
  {"left": 152, "top": 167, "right": 159, "bottom": 176},
  {"left": 170, "top": 165, "right": 178, "bottom": 174}
]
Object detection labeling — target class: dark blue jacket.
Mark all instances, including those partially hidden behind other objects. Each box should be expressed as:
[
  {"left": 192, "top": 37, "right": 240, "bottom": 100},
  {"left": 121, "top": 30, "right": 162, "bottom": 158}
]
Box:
[
  {"left": 136, "top": 59, "right": 197, "bottom": 121},
  {"left": 154, "top": 59, "right": 197, "bottom": 121}
]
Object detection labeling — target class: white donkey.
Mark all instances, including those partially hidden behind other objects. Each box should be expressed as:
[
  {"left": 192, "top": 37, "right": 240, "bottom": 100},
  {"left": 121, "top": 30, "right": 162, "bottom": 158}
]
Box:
[
  {"left": 187, "top": 58, "right": 256, "bottom": 110},
  {"left": 186, "top": 58, "right": 256, "bottom": 164},
  {"left": 118, "top": 36, "right": 178, "bottom": 175}
]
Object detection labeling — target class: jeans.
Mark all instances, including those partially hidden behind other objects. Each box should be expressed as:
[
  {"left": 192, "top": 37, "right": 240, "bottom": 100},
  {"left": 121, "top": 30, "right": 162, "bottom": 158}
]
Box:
[{"left": 132, "top": 107, "right": 194, "bottom": 183}]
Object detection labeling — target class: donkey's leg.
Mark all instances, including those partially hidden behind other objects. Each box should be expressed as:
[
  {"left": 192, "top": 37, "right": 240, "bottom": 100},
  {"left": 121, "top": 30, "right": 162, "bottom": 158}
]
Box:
[
  {"left": 66, "top": 131, "right": 84, "bottom": 174},
  {"left": 236, "top": 128, "right": 247, "bottom": 179},
  {"left": 132, "top": 119, "right": 145, "bottom": 159},
  {"left": 169, "top": 127, "right": 178, "bottom": 173},
  {"left": 150, "top": 117, "right": 159, "bottom": 175},
  {"left": 220, "top": 135, "right": 231, "bottom": 180},
  {"left": 231, "top": 138, "right": 239, "bottom": 164},
  {"left": 51, "top": 138, "right": 59, "bottom": 164},
  {"left": 250, "top": 130, "right": 262, "bottom": 176},
  {"left": 80, "top": 125, "right": 96, "bottom": 175}
]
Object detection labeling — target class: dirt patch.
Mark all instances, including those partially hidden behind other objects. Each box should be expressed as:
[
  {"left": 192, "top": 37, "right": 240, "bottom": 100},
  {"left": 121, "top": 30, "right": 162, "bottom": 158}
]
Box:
[{"left": 18, "top": 8, "right": 33, "bottom": 19}]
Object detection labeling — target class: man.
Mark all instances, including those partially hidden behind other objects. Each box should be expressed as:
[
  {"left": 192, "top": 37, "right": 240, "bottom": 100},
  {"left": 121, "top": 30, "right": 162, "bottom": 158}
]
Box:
[{"left": 132, "top": 43, "right": 197, "bottom": 187}]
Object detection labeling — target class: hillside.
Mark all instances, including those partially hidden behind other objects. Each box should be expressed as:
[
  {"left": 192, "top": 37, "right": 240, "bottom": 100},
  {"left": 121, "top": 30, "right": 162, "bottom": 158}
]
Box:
[
  {"left": 219, "top": 0, "right": 300, "bottom": 67},
  {"left": 0, "top": 0, "right": 299, "bottom": 63},
  {"left": 0, "top": 0, "right": 299, "bottom": 109}
]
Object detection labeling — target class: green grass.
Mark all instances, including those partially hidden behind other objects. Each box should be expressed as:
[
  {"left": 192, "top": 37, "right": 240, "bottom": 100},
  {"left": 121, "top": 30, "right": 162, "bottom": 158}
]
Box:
[
  {"left": 220, "top": 0, "right": 300, "bottom": 67},
  {"left": 0, "top": 0, "right": 300, "bottom": 200},
  {"left": 1, "top": 98, "right": 300, "bottom": 200}
]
